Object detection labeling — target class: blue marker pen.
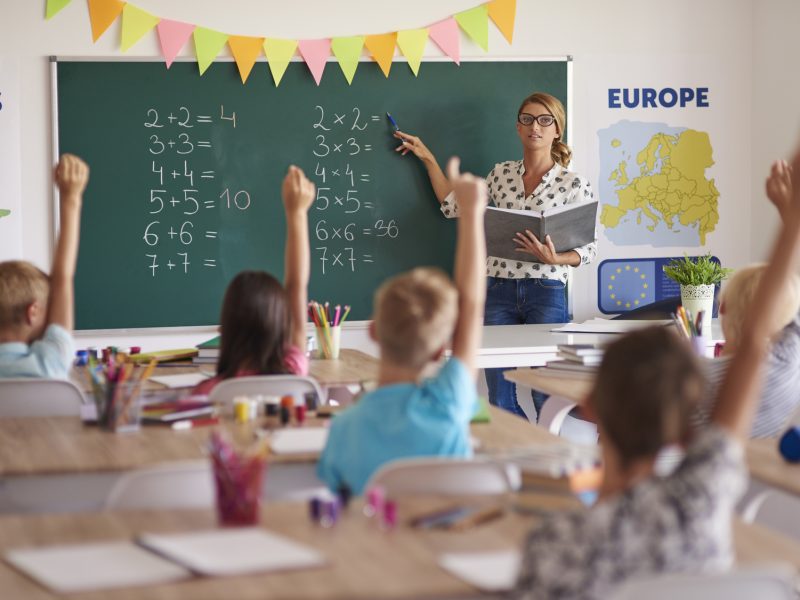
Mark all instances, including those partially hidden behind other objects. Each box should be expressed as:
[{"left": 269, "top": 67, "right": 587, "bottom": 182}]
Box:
[{"left": 386, "top": 112, "right": 400, "bottom": 131}]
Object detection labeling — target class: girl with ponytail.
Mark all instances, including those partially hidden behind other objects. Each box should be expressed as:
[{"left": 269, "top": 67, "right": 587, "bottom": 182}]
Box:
[{"left": 395, "top": 92, "right": 597, "bottom": 419}]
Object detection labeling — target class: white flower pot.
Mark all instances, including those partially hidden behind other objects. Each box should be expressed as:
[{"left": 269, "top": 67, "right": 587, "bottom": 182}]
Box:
[{"left": 680, "top": 284, "right": 715, "bottom": 337}]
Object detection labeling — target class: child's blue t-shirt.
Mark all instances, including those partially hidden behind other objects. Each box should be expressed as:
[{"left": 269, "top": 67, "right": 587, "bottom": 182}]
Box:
[
  {"left": 0, "top": 324, "right": 74, "bottom": 379},
  {"left": 317, "top": 357, "right": 478, "bottom": 496}
]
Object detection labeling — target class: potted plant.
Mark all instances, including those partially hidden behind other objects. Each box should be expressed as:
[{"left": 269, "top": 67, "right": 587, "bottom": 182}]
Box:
[{"left": 663, "top": 253, "right": 733, "bottom": 335}]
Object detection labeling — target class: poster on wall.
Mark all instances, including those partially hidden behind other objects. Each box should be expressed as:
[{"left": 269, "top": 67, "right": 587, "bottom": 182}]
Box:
[
  {"left": 0, "top": 57, "right": 22, "bottom": 259},
  {"left": 572, "top": 54, "right": 750, "bottom": 319}
]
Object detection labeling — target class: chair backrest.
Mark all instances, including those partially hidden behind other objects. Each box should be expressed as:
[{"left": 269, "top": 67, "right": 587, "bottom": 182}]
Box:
[
  {"left": 366, "top": 457, "right": 521, "bottom": 497},
  {"left": 610, "top": 566, "right": 795, "bottom": 600},
  {"left": 741, "top": 488, "right": 800, "bottom": 542},
  {"left": 104, "top": 460, "right": 215, "bottom": 510},
  {"left": 0, "top": 378, "right": 86, "bottom": 417},
  {"left": 208, "top": 375, "right": 325, "bottom": 406}
]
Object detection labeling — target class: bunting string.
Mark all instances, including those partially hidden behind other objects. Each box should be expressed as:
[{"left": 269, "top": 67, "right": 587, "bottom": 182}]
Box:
[{"left": 46, "top": 0, "right": 516, "bottom": 85}]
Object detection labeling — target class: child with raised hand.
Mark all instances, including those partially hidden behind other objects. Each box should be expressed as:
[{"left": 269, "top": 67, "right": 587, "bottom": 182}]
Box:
[
  {"left": 192, "top": 166, "right": 314, "bottom": 395},
  {"left": 317, "top": 157, "right": 488, "bottom": 496},
  {"left": 511, "top": 146, "right": 800, "bottom": 599},
  {"left": 0, "top": 154, "right": 89, "bottom": 378}
]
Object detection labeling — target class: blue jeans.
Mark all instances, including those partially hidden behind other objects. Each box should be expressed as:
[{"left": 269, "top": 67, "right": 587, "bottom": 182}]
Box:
[{"left": 484, "top": 276, "right": 568, "bottom": 420}]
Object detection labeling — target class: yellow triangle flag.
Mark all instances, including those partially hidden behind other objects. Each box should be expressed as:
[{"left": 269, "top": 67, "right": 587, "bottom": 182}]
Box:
[
  {"left": 120, "top": 4, "right": 159, "bottom": 52},
  {"left": 396, "top": 29, "right": 428, "bottom": 76},
  {"left": 455, "top": 5, "right": 489, "bottom": 51},
  {"left": 263, "top": 38, "right": 297, "bottom": 86},
  {"left": 193, "top": 27, "right": 229, "bottom": 75},
  {"left": 364, "top": 33, "right": 396, "bottom": 78},
  {"left": 331, "top": 36, "right": 364, "bottom": 85},
  {"left": 46, "top": 0, "right": 72, "bottom": 20},
  {"left": 488, "top": 0, "right": 516, "bottom": 44},
  {"left": 229, "top": 35, "right": 264, "bottom": 84},
  {"left": 87, "top": 0, "right": 125, "bottom": 43}
]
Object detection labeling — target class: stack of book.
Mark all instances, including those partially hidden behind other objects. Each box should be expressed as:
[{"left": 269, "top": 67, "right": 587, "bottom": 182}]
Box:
[
  {"left": 543, "top": 343, "right": 605, "bottom": 376},
  {"left": 193, "top": 335, "right": 220, "bottom": 365}
]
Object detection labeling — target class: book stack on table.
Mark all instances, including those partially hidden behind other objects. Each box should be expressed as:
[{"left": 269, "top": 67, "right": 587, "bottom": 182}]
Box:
[
  {"left": 193, "top": 335, "right": 220, "bottom": 365},
  {"left": 542, "top": 344, "right": 605, "bottom": 377}
]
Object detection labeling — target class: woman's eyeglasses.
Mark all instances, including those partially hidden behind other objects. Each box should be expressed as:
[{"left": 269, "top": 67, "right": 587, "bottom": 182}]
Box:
[{"left": 517, "top": 113, "right": 555, "bottom": 127}]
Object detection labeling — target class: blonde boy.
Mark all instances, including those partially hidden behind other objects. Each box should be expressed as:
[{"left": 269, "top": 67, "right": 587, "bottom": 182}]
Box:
[
  {"left": 0, "top": 154, "right": 89, "bottom": 378},
  {"left": 317, "top": 158, "right": 488, "bottom": 495}
]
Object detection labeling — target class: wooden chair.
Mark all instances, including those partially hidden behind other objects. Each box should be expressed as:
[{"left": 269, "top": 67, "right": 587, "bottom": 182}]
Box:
[
  {"left": 365, "top": 457, "right": 521, "bottom": 497},
  {"left": 208, "top": 375, "right": 325, "bottom": 407},
  {"left": 104, "top": 461, "right": 214, "bottom": 510},
  {"left": 610, "top": 567, "right": 795, "bottom": 600},
  {"left": 0, "top": 378, "right": 86, "bottom": 417}
]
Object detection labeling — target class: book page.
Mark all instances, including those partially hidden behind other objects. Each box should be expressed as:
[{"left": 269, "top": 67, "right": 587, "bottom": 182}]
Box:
[{"left": 439, "top": 550, "right": 521, "bottom": 592}]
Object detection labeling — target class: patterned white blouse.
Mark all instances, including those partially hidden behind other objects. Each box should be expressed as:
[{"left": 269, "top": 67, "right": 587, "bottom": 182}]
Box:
[{"left": 440, "top": 160, "right": 597, "bottom": 280}]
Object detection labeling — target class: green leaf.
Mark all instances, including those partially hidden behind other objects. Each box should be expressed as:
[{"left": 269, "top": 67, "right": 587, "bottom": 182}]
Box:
[{"left": 663, "top": 253, "right": 733, "bottom": 286}]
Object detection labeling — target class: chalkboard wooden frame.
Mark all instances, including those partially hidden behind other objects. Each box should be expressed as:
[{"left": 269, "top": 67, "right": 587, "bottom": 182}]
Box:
[{"left": 51, "top": 56, "right": 572, "bottom": 332}]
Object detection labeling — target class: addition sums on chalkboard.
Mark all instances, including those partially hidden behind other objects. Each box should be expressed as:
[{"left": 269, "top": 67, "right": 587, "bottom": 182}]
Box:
[{"left": 57, "top": 60, "right": 568, "bottom": 329}]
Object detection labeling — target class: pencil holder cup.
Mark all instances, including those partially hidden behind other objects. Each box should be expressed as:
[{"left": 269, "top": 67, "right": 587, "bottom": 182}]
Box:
[
  {"left": 315, "top": 326, "right": 341, "bottom": 360},
  {"left": 210, "top": 433, "right": 265, "bottom": 526},
  {"left": 93, "top": 380, "right": 142, "bottom": 434}
]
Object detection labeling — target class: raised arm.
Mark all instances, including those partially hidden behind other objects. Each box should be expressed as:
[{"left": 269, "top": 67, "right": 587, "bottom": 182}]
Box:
[
  {"left": 712, "top": 151, "right": 800, "bottom": 439},
  {"left": 765, "top": 159, "right": 792, "bottom": 222},
  {"left": 282, "top": 166, "right": 315, "bottom": 351},
  {"left": 48, "top": 154, "right": 89, "bottom": 331},
  {"left": 393, "top": 131, "right": 452, "bottom": 203},
  {"left": 447, "top": 157, "right": 488, "bottom": 377}
]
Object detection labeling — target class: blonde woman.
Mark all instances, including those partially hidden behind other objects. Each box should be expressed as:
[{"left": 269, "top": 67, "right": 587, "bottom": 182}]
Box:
[{"left": 395, "top": 92, "right": 597, "bottom": 418}]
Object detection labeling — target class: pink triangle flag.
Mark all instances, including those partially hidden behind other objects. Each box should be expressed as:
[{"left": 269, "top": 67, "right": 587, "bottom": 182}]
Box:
[
  {"left": 428, "top": 17, "right": 460, "bottom": 65},
  {"left": 298, "top": 39, "right": 331, "bottom": 86},
  {"left": 157, "top": 19, "right": 195, "bottom": 69}
]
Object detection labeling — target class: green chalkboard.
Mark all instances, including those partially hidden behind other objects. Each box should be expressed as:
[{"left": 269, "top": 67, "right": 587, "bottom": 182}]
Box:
[{"left": 57, "top": 59, "right": 568, "bottom": 329}]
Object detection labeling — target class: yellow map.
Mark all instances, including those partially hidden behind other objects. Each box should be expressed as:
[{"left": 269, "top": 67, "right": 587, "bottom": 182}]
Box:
[{"left": 601, "top": 129, "right": 719, "bottom": 244}]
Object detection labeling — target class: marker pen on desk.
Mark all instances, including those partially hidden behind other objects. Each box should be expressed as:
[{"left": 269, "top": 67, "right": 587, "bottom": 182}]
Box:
[{"left": 386, "top": 112, "right": 400, "bottom": 131}]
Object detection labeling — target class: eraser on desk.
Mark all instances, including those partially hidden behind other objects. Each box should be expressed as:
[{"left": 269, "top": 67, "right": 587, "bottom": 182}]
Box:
[{"left": 779, "top": 426, "right": 800, "bottom": 462}]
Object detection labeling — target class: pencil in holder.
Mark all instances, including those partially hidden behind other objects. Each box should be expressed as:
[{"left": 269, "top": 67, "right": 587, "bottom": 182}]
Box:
[
  {"left": 209, "top": 431, "right": 266, "bottom": 526},
  {"left": 314, "top": 325, "right": 341, "bottom": 359},
  {"left": 84, "top": 357, "right": 153, "bottom": 433}
]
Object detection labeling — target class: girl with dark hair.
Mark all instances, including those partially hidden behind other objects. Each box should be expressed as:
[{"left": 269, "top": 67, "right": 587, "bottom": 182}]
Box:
[{"left": 193, "top": 166, "right": 315, "bottom": 395}]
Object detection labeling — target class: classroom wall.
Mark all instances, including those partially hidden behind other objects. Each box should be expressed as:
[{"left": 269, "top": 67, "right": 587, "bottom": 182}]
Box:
[{"left": 2, "top": 0, "right": 792, "bottom": 339}]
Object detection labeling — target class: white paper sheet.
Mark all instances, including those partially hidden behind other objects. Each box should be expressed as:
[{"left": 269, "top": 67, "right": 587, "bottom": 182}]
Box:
[
  {"left": 137, "top": 528, "right": 326, "bottom": 577},
  {"left": 268, "top": 427, "right": 329, "bottom": 454},
  {"left": 149, "top": 372, "right": 211, "bottom": 389},
  {"left": 6, "top": 541, "right": 189, "bottom": 593},
  {"left": 439, "top": 550, "right": 521, "bottom": 592},
  {"left": 551, "top": 319, "right": 671, "bottom": 334}
]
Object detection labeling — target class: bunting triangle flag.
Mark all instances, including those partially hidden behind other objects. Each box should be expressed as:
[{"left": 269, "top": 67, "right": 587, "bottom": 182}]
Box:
[
  {"left": 120, "top": 4, "right": 159, "bottom": 52},
  {"left": 157, "top": 19, "right": 195, "bottom": 68},
  {"left": 488, "top": 0, "right": 516, "bottom": 44},
  {"left": 428, "top": 18, "right": 460, "bottom": 65},
  {"left": 193, "top": 27, "right": 229, "bottom": 75},
  {"left": 331, "top": 36, "right": 364, "bottom": 85},
  {"left": 87, "top": 0, "right": 125, "bottom": 43},
  {"left": 364, "top": 33, "right": 396, "bottom": 78},
  {"left": 45, "top": 0, "right": 72, "bottom": 20},
  {"left": 298, "top": 39, "right": 331, "bottom": 86},
  {"left": 229, "top": 35, "right": 264, "bottom": 84},
  {"left": 455, "top": 5, "right": 489, "bottom": 51},
  {"left": 396, "top": 28, "right": 428, "bottom": 76},
  {"left": 263, "top": 38, "right": 297, "bottom": 86}
]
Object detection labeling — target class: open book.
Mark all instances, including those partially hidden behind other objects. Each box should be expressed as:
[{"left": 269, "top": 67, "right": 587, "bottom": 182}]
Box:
[{"left": 484, "top": 199, "right": 598, "bottom": 260}]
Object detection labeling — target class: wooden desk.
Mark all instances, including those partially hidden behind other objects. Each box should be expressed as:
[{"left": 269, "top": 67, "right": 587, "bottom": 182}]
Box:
[
  {"left": 0, "top": 498, "right": 796, "bottom": 599},
  {"left": 506, "top": 368, "right": 800, "bottom": 500},
  {"left": 0, "top": 406, "right": 557, "bottom": 513}
]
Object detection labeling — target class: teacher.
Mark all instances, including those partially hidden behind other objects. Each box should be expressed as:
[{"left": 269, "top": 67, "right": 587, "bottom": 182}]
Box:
[{"left": 395, "top": 92, "right": 597, "bottom": 419}]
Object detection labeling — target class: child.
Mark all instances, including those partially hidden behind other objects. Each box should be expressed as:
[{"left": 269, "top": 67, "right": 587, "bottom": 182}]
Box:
[
  {"left": 193, "top": 166, "right": 314, "bottom": 395},
  {"left": 317, "top": 158, "right": 487, "bottom": 496},
  {"left": 697, "top": 159, "right": 800, "bottom": 437},
  {"left": 0, "top": 154, "right": 89, "bottom": 378},
  {"left": 511, "top": 146, "right": 800, "bottom": 599}
]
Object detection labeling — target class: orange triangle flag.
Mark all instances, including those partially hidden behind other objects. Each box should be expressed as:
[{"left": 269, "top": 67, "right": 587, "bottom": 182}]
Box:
[
  {"left": 364, "top": 33, "right": 396, "bottom": 78},
  {"left": 87, "top": 0, "right": 125, "bottom": 43},
  {"left": 229, "top": 36, "right": 264, "bottom": 84},
  {"left": 488, "top": 0, "right": 516, "bottom": 44}
]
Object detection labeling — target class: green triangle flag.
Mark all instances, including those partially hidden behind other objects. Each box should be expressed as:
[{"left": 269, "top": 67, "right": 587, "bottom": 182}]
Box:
[
  {"left": 193, "top": 27, "right": 229, "bottom": 75},
  {"left": 121, "top": 5, "right": 160, "bottom": 52},
  {"left": 46, "top": 0, "right": 72, "bottom": 19},
  {"left": 263, "top": 38, "right": 297, "bottom": 86},
  {"left": 396, "top": 29, "right": 428, "bottom": 76},
  {"left": 331, "top": 36, "right": 364, "bottom": 85},
  {"left": 455, "top": 5, "right": 489, "bottom": 51}
]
